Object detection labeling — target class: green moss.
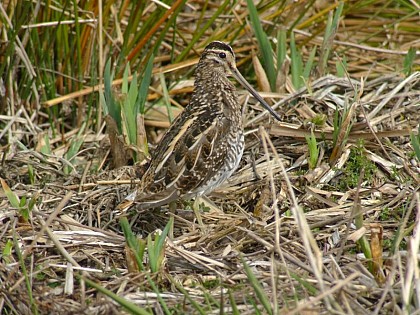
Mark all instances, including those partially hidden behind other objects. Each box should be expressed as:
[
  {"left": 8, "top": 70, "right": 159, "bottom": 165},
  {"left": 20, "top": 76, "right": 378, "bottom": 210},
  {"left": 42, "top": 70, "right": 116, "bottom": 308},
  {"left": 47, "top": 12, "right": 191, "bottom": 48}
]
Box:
[
  {"left": 202, "top": 279, "right": 221, "bottom": 290},
  {"left": 383, "top": 238, "right": 393, "bottom": 251},
  {"left": 338, "top": 142, "right": 377, "bottom": 190},
  {"left": 311, "top": 114, "right": 327, "bottom": 127},
  {"left": 378, "top": 207, "right": 392, "bottom": 221},
  {"left": 47, "top": 281, "right": 61, "bottom": 288}
]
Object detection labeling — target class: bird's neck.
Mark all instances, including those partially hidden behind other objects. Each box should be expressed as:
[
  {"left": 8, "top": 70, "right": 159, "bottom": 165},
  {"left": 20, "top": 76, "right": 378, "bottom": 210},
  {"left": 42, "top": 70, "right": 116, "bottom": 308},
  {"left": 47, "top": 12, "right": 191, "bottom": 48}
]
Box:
[
  {"left": 193, "top": 68, "right": 235, "bottom": 95},
  {"left": 191, "top": 73, "right": 242, "bottom": 122}
]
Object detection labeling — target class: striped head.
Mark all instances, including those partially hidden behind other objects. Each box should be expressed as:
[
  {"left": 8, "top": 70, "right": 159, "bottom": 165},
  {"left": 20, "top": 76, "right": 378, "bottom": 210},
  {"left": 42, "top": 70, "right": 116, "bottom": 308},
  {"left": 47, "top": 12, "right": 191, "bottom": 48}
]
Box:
[
  {"left": 198, "top": 41, "right": 236, "bottom": 76},
  {"left": 197, "top": 41, "right": 282, "bottom": 122}
]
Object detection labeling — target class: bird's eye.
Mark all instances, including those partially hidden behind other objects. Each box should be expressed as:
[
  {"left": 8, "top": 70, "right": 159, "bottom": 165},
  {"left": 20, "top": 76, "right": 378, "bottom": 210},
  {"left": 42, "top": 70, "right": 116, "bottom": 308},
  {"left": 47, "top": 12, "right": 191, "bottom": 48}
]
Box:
[{"left": 219, "top": 52, "right": 226, "bottom": 58}]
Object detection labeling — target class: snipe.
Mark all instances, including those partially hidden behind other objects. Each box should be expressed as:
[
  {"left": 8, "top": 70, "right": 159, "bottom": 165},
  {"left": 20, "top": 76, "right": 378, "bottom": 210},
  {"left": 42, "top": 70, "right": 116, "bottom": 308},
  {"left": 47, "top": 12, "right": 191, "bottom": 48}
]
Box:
[{"left": 121, "top": 41, "right": 281, "bottom": 210}]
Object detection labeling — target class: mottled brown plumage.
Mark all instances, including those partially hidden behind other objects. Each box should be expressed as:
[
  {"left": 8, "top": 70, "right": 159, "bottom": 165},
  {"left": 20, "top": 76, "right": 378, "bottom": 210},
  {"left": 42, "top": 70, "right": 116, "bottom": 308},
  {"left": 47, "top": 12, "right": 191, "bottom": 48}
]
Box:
[{"left": 124, "top": 41, "right": 281, "bottom": 210}]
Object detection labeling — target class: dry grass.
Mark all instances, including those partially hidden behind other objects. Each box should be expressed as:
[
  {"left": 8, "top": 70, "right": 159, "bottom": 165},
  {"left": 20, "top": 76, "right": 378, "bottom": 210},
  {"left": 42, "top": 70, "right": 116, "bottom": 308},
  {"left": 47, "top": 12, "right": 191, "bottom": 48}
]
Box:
[{"left": 1, "top": 0, "right": 420, "bottom": 314}]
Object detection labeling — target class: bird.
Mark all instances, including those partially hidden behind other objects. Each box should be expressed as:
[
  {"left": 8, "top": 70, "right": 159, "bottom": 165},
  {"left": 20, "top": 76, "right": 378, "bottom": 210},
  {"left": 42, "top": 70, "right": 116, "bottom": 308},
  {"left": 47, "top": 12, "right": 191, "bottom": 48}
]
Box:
[{"left": 120, "top": 41, "right": 281, "bottom": 211}]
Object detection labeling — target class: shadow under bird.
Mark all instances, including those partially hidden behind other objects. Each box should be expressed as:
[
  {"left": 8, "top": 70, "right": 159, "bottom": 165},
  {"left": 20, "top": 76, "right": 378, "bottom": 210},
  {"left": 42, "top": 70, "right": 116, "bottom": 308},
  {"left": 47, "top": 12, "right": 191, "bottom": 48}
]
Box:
[{"left": 120, "top": 41, "right": 281, "bottom": 211}]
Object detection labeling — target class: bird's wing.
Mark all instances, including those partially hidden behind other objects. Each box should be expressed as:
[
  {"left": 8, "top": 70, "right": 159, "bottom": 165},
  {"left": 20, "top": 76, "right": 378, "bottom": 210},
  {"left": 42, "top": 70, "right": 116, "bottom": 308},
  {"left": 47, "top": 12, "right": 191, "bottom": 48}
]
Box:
[{"left": 135, "top": 105, "right": 231, "bottom": 208}]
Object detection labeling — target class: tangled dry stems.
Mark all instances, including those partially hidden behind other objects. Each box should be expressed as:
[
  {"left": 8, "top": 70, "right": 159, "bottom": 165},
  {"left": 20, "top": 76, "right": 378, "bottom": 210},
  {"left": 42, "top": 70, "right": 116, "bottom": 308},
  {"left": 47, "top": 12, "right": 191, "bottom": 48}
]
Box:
[{"left": 1, "top": 72, "right": 419, "bottom": 313}]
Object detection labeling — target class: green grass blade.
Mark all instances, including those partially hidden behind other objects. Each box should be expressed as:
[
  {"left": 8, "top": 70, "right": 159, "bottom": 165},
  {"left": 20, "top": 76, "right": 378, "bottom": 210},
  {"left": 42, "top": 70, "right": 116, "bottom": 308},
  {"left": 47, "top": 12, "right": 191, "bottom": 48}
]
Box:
[
  {"left": 120, "top": 2, "right": 147, "bottom": 61},
  {"left": 1, "top": 178, "right": 21, "bottom": 208},
  {"left": 335, "top": 54, "right": 347, "bottom": 77},
  {"left": 410, "top": 126, "right": 420, "bottom": 161},
  {"left": 72, "top": 0, "right": 83, "bottom": 88},
  {"left": 159, "top": 73, "right": 173, "bottom": 123},
  {"left": 276, "top": 28, "right": 287, "bottom": 70},
  {"left": 289, "top": 271, "right": 318, "bottom": 295},
  {"left": 100, "top": 91, "right": 108, "bottom": 116},
  {"left": 354, "top": 203, "right": 373, "bottom": 271},
  {"left": 318, "top": 2, "right": 344, "bottom": 76},
  {"left": 136, "top": 54, "right": 154, "bottom": 115},
  {"left": 2, "top": 240, "right": 13, "bottom": 264},
  {"left": 145, "top": 273, "right": 171, "bottom": 315},
  {"left": 167, "top": 273, "right": 206, "bottom": 314},
  {"left": 303, "top": 45, "right": 317, "bottom": 80},
  {"left": 246, "top": 0, "right": 276, "bottom": 91},
  {"left": 143, "top": 0, "right": 187, "bottom": 67},
  {"left": 403, "top": 47, "right": 416, "bottom": 76},
  {"left": 83, "top": 277, "right": 152, "bottom": 315},
  {"left": 175, "top": 0, "right": 230, "bottom": 62},
  {"left": 241, "top": 256, "right": 273, "bottom": 315},
  {"left": 148, "top": 216, "right": 172, "bottom": 273},
  {"left": 290, "top": 32, "right": 303, "bottom": 89},
  {"left": 157, "top": 216, "right": 172, "bottom": 252},
  {"left": 228, "top": 290, "right": 240, "bottom": 315},
  {"left": 102, "top": 59, "right": 121, "bottom": 132},
  {"left": 120, "top": 218, "right": 146, "bottom": 271},
  {"left": 122, "top": 63, "right": 130, "bottom": 94},
  {"left": 39, "top": 134, "right": 52, "bottom": 155},
  {"left": 125, "top": 71, "right": 139, "bottom": 146},
  {"left": 305, "top": 129, "right": 319, "bottom": 169},
  {"left": 13, "top": 230, "right": 38, "bottom": 314},
  {"left": 64, "top": 136, "right": 85, "bottom": 174},
  {"left": 249, "top": 297, "right": 263, "bottom": 315},
  {"left": 28, "top": 164, "right": 35, "bottom": 185}
]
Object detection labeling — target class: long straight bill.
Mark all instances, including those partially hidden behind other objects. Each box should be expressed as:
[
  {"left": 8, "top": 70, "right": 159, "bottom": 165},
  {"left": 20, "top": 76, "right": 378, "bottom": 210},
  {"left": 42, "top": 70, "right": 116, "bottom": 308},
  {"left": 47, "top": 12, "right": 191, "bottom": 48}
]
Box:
[{"left": 231, "top": 68, "right": 282, "bottom": 122}]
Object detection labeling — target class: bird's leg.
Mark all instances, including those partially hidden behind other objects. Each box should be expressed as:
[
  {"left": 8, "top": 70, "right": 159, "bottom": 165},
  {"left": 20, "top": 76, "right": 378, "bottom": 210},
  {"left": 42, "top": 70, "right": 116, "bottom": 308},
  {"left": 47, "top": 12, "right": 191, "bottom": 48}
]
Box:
[
  {"left": 168, "top": 201, "right": 177, "bottom": 239},
  {"left": 192, "top": 198, "right": 205, "bottom": 229},
  {"left": 250, "top": 147, "right": 262, "bottom": 181}
]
